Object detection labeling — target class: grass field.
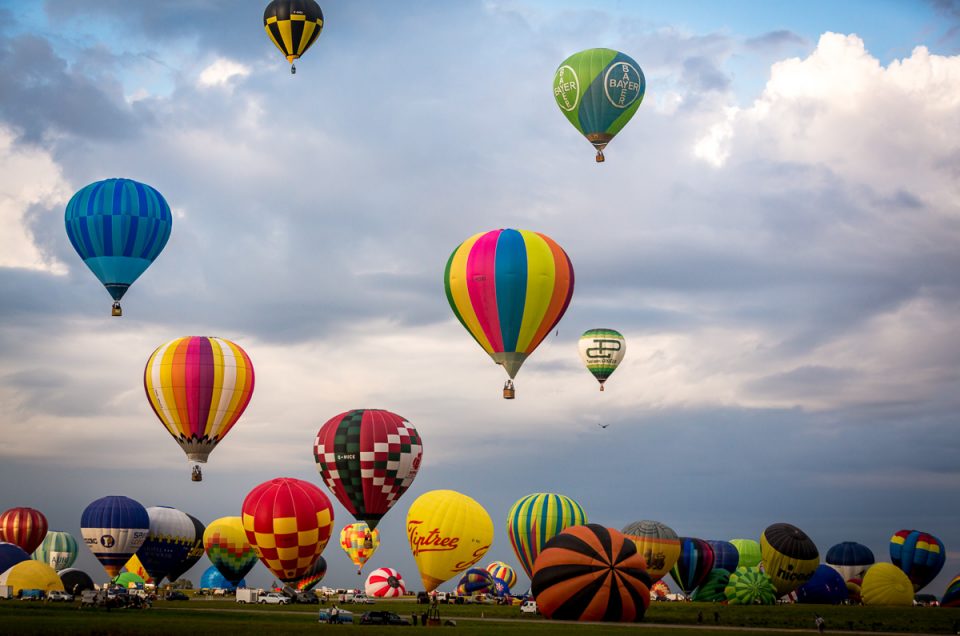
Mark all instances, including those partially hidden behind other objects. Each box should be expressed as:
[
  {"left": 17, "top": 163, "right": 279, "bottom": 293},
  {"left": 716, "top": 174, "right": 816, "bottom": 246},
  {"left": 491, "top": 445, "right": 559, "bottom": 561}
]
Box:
[{"left": 2, "top": 598, "right": 959, "bottom": 635}]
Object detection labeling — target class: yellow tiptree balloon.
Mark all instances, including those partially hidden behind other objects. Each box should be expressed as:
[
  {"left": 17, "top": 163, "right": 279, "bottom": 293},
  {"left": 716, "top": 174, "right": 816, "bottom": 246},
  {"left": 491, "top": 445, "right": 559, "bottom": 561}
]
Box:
[
  {"left": 340, "top": 522, "right": 380, "bottom": 575},
  {"left": 406, "top": 490, "right": 493, "bottom": 592}
]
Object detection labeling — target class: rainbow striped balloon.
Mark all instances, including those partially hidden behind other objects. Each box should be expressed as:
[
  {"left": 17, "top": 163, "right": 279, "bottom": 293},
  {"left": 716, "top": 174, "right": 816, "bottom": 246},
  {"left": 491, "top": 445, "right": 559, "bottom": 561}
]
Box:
[
  {"left": 485, "top": 561, "right": 517, "bottom": 590},
  {"left": 144, "top": 337, "right": 254, "bottom": 470},
  {"left": 506, "top": 493, "right": 587, "bottom": 579},
  {"left": 444, "top": 229, "right": 574, "bottom": 385}
]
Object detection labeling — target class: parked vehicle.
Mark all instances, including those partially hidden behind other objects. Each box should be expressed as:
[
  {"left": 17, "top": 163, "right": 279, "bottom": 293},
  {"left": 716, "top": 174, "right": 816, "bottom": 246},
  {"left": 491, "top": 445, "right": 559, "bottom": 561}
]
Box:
[
  {"left": 20, "top": 589, "right": 44, "bottom": 601},
  {"left": 416, "top": 591, "right": 429, "bottom": 604},
  {"left": 319, "top": 608, "right": 355, "bottom": 624},
  {"left": 520, "top": 600, "right": 538, "bottom": 614},
  {"left": 0, "top": 585, "right": 14, "bottom": 599},
  {"left": 236, "top": 588, "right": 261, "bottom": 604},
  {"left": 165, "top": 591, "right": 189, "bottom": 601},
  {"left": 260, "top": 592, "right": 290, "bottom": 605},
  {"left": 47, "top": 590, "right": 74, "bottom": 602},
  {"left": 360, "top": 611, "right": 411, "bottom": 625},
  {"left": 295, "top": 591, "right": 318, "bottom": 604},
  {"left": 350, "top": 593, "right": 375, "bottom": 604}
]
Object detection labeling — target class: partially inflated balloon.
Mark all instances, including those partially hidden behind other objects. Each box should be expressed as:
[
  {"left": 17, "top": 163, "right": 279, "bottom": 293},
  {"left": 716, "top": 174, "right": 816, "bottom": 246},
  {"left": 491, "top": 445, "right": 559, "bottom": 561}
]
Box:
[
  {"left": 825, "top": 541, "right": 874, "bottom": 582},
  {"left": 80, "top": 496, "right": 149, "bottom": 577},
  {"left": 406, "top": 490, "right": 493, "bottom": 592},
  {"left": 578, "top": 329, "right": 625, "bottom": 391},
  {"left": 760, "top": 523, "right": 819, "bottom": 596},
  {"left": 729, "top": 538, "right": 762, "bottom": 569},
  {"left": 691, "top": 568, "right": 730, "bottom": 602},
  {"left": 166, "top": 513, "right": 205, "bottom": 582},
  {"left": 724, "top": 566, "right": 777, "bottom": 605},
  {"left": 794, "top": 564, "right": 848, "bottom": 605},
  {"left": 444, "top": 229, "right": 574, "bottom": 395},
  {"left": 123, "top": 554, "right": 154, "bottom": 585},
  {"left": 200, "top": 565, "right": 245, "bottom": 591},
  {"left": 204, "top": 517, "right": 260, "bottom": 586},
  {"left": 669, "top": 538, "right": 714, "bottom": 594},
  {"left": 456, "top": 568, "right": 496, "bottom": 596},
  {"left": 64, "top": 178, "right": 172, "bottom": 316},
  {"left": 340, "top": 522, "right": 379, "bottom": 575},
  {"left": 113, "top": 571, "right": 145, "bottom": 588},
  {"left": 507, "top": 493, "right": 587, "bottom": 579},
  {"left": 941, "top": 574, "right": 960, "bottom": 608},
  {"left": 292, "top": 556, "right": 327, "bottom": 592},
  {"left": 32, "top": 531, "right": 78, "bottom": 571},
  {"left": 485, "top": 562, "right": 517, "bottom": 590},
  {"left": 621, "top": 520, "right": 680, "bottom": 583},
  {"left": 263, "top": 0, "right": 324, "bottom": 73},
  {"left": 144, "top": 336, "right": 255, "bottom": 480},
  {"left": 314, "top": 409, "right": 423, "bottom": 530},
  {"left": 861, "top": 562, "right": 913, "bottom": 606},
  {"left": 553, "top": 48, "right": 645, "bottom": 162},
  {"left": 0, "top": 507, "right": 48, "bottom": 555},
  {"left": 0, "top": 560, "right": 64, "bottom": 594},
  {"left": 531, "top": 524, "right": 651, "bottom": 622},
  {"left": 651, "top": 580, "right": 670, "bottom": 599},
  {"left": 889, "top": 529, "right": 945, "bottom": 592},
  {"left": 241, "top": 478, "right": 334, "bottom": 582},
  {"left": 0, "top": 542, "right": 30, "bottom": 575},
  {"left": 59, "top": 568, "right": 94, "bottom": 594},
  {"left": 366, "top": 567, "right": 405, "bottom": 598}
]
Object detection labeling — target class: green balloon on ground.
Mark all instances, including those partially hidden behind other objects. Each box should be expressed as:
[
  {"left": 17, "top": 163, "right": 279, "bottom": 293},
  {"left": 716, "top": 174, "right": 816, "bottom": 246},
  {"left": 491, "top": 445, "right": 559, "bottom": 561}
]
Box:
[{"left": 725, "top": 566, "right": 777, "bottom": 605}]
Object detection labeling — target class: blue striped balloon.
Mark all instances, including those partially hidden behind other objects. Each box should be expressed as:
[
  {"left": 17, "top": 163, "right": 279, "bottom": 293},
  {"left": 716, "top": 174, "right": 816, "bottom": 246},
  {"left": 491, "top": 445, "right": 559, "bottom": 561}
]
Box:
[
  {"left": 79, "top": 496, "right": 149, "bottom": 578},
  {"left": 65, "top": 178, "right": 172, "bottom": 314},
  {"left": 708, "top": 540, "right": 740, "bottom": 573},
  {"left": 199, "top": 565, "right": 245, "bottom": 590}
]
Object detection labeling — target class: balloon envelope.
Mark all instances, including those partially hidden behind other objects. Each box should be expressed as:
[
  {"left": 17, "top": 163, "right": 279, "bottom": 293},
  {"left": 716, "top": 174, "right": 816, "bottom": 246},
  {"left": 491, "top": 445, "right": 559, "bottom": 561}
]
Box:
[
  {"left": 508, "top": 493, "right": 587, "bottom": 580},
  {"left": 0, "top": 560, "right": 64, "bottom": 594},
  {"left": 707, "top": 540, "right": 739, "bottom": 574},
  {"left": 825, "top": 541, "right": 874, "bottom": 582},
  {"left": 292, "top": 556, "right": 327, "bottom": 592},
  {"left": 263, "top": 0, "right": 324, "bottom": 66},
  {"left": 692, "top": 568, "right": 730, "bottom": 602},
  {"left": 553, "top": 48, "right": 645, "bottom": 161},
  {"left": 81, "top": 496, "right": 150, "bottom": 578},
  {"left": 861, "top": 562, "right": 914, "bottom": 606},
  {"left": 456, "top": 568, "right": 496, "bottom": 596},
  {"left": 59, "top": 568, "right": 94, "bottom": 594},
  {"left": 725, "top": 566, "right": 777, "bottom": 605},
  {"left": 669, "top": 538, "right": 714, "bottom": 594},
  {"left": 0, "top": 542, "right": 31, "bottom": 576},
  {"left": 113, "top": 571, "right": 144, "bottom": 588},
  {"left": 200, "top": 565, "right": 246, "bottom": 591},
  {"left": 241, "top": 477, "right": 334, "bottom": 582},
  {"left": 760, "top": 523, "right": 819, "bottom": 596},
  {"left": 485, "top": 561, "right": 517, "bottom": 590},
  {"left": 444, "top": 229, "right": 574, "bottom": 382},
  {"left": 136, "top": 506, "right": 197, "bottom": 584},
  {"left": 32, "top": 531, "right": 79, "bottom": 571},
  {"left": 64, "top": 178, "right": 172, "bottom": 309},
  {"left": 366, "top": 567, "right": 405, "bottom": 598},
  {"left": 167, "top": 513, "right": 206, "bottom": 582},
  {"left": 889, "top": 529, "right": 945, "bottom": 592},
  {"left": 124, "top": 554, "right": 154, "bottom": 585},
  {"left": 314, "top": 409, "right": 423, "bottom": 530},
  {"left": 578, "top": 329, "right": 626, "bottom": 389},
  {"left": 531, "top": 524, "right": 651, "bottom": 622},
  {"left": 406, "top": 490, "right": 493, "bottom": 592},
  {"left": 0, "top": 507, "right": 48, "bottom": 555},
  {"left": 339, "top": 522, "right": 379, "bottom": 574},
  {"left": 941, "top": 574, "right": 960, "bottom": 608},
  {"left": 729, "top": 539, "right": 762, "bottom": 569},
  {"left": 144, "top": 336, "right": 255, "bottom": 470},
  {"left": 621, "top": 520, "right": 680, "bottom": 583},
  {"left": 204, "top": 516, "right": 260, "bottom": 586},
  {"left": 794, "top": 564, "right": 849, "bottom": 605}
]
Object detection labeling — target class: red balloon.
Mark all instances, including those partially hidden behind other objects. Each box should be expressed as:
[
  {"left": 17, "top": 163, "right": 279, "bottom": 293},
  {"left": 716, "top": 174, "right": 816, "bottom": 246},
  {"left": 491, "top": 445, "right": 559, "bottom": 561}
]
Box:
[
  {"left": 241, "top": 477, "right": 334, "bottom": 582},
  {"left": 0, "top": 507, "right": 48, "bottom": 555}
]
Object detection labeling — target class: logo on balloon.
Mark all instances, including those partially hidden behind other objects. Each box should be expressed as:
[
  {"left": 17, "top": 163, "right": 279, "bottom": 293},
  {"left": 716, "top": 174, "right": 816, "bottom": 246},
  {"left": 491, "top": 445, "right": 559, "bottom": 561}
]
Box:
[
  {"left": 407, "top": 520, "right": 460, "bottom": 556},
  {"left": 604, "top": 62, "right": 642, "bottom": 108},
  {"left": 553, "top": 65, "right": 580, "bottom": 112},
  {"left": 643, "top": 549, "right": 666, "bottom": 572},
  {"left": 454, "top": 545, "right": 491, "bottom": 571},
  {"left": 585, "top": 338, "right": 622, "bottom": 359},
  {"left": 100, "top": 535, "right": 116, "bottom": 548}
]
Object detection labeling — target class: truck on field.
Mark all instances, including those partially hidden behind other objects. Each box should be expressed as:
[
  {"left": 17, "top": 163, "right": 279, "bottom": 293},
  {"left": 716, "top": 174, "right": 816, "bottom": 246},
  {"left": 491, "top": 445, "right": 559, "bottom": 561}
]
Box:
[{"left": 236, "top": 588, "right": 261, "bottom": 604}]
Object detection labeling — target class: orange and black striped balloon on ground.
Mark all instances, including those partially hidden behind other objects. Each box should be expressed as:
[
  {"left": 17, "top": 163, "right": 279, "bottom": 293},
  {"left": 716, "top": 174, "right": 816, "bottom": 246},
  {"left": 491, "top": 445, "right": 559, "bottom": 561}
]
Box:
[{"left": 531, "top": 524, "right": 651, "bottom": 622}]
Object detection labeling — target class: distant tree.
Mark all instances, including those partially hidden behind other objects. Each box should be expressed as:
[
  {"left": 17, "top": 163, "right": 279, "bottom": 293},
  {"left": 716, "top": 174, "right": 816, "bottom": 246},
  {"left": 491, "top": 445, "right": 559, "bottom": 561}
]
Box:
[{"left": 170, "top": 579, "right": 194, "bottom": 590}]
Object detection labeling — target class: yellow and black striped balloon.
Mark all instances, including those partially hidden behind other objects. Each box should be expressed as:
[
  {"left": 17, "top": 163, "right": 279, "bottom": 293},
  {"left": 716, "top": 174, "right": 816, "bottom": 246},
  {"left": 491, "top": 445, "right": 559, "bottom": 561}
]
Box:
[{"left": 263, "top": 0, "right": 324, "bottom": 69}]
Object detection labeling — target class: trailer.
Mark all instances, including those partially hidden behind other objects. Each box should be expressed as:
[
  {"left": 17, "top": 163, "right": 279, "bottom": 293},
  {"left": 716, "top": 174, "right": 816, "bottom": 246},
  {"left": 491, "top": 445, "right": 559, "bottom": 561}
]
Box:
[{"left": 235, "top": 588, "right": 261, "bottom": 604}]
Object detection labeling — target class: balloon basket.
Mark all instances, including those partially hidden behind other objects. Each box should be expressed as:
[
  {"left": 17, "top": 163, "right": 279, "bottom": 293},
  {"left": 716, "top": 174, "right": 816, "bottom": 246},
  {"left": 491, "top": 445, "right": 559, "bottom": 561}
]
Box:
[
  {"left": 600, "top": 385, "right": 605, "bottom": 392},
  {"left": 291, "top": 63, "right": 296, "bottom": 75},
  {"left": 111, "top": 302, "right": 122, "bottom": 317},
  {"left": 503, "top": 387, "right": 515, "bottom": 400},
  {"left": 426, "top": 607, "right": 442, "bottom": 626},
  {"left": 595, "top": 150, "right": 605, "bottom": 163},
  {"left": 191, "top": 466, "right": 203, "bottom": 482}
]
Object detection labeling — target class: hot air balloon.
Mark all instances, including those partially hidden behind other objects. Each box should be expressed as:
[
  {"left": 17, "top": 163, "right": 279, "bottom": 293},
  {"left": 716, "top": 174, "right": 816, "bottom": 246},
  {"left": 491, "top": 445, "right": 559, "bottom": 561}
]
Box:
[
  {"left": 292, "top": 556, "right": 327, "bottom": 592},
  {"left": 729, "top": 538, "right": 762, "bottom": 569},
  {"left": 0, "top": 542, "right": 30, "bottom": 575},
  {"left": 861, "top": 562, "right": 914, "bottom": 606},
  {"left": 59, "top": 568, "right": 94, "bottom": 594},
  {"left": 941, "top": 574, "right": 960, "bottom": 608},
  {"left": 724, "top": 566, "right": 777, "bottom": 605},
  {"left": 32, "top": 531, "right": 78, "bottom": 571},
  {"left": 485, "top": 561, "right": 517, "bottom": 590},
  {"left": 794, "top": 564, "right": 849, "bottom": 605},
  {"left": 531, "top": 524, "right": 651, "bottom": 622},
  {"left": 166, "top": 513, "right": 206, "bottom": 583},
  {"left": 204, "top": 517, "right": 260, "bottom": 587},
  {"left": 263, "top": 0, "right": 324, "bottom": 74},
  {"left": 0, "top": 560, "right": 64, "bottom": 594},
  {"left": 491, "top": 577, "right": 510, "bottom": 598},
  {"left": 691, "top": 568, "right": 730, "bottom": 602},
  {"left": 340, "top": 522, "right": 380, "bottom": 575},
  {"left": 708, "top": 540, "right": 740, "bottom": 574},
  {"left": 578, "top": 329, "right": 625, "bottom": 390},
  {"left": 456, "top": 568, "right": 496, "bottom": 596},
  {"left": 553, "top": 48, "right": 645, "bottom": 162},
  {"left": 0, "top": 507, "right": 48, "bottom": 555},
  {"left": 650, "top": 579, "right": 670, "bottom": 599},
  {"left": 621, "top": 520, "right": 680, "bottom": 584},
  {"left": 507, "top": 493, "right": 587, "bottom": 580},
  {"left": 760, "top": 523, "right": 820, "bottom": 596},
  {"left": 124, "top": 554, "right": 154, "bottom": 585},
  {"left": 314, "top": 409, "right": 423, "bottom": 529},
  {"left": 889, "top": 529, "right": 945, "bottom": 592},
  {"left": 135, "top": 506, "right": 198, "bottom": 584},
  {"left": 366, "top": 567, "right": 405, "bottom": 598},
  {"left": 846, "top": 578, "right": 863, "bottom": 603},
  {"left": 80, "top": 496, "right": 150, "bottom": 578},
  {"left": 144, "top": 336, "right": 255, "bottom": 482},
  {"left": 669, "top": 538, "right": 715, "bottom": 595},
  {"left": 825, "top": 541, "right": 874, "bottom": 582},
  {"left": 113, "top": 571, "right": 145, "bottom": 588},
  {"left": 406, "top": 490, "right": 493, "bottom": 592},
  {"left": 200, "top": 565, "right": 246, "bottom": 591},
  {"left": 64, "top": 178, "right": 172, "bottom": 316},
  {"left": 444, "top": 229, "right": 574, "bottom": 398},
  {"left": 241, "top": 477, "right": 334, "bottom": 582}
]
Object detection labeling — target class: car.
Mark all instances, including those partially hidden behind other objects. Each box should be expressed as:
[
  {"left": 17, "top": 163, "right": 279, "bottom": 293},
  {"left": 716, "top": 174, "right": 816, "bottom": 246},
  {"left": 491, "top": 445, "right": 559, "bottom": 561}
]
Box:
[
  {"left": 47, "top": 590, "right": 74, "bottom": 602},
  {"left": 416, "top": 591, "right": 430, "bottom": 604},
  {"left": 19, "top": 589, "right": 44, "bottom": 601},
  {"left": 520, "top": 600, "right": 538, "bottom": 614},
  {"left": 360, "top": 611, "right": 412, "bottom": 625},
  {"left": 318, "top": 608, "right": 355, "bottom": 624},
  {"left": 165, "top": 591, "right": 189, "bottom": 601},
  {"left": 295, "top": 592, "right": 318, "bottom": 604},
  {"left": 350, "top": 593, "right": 375, "bottom": 604},
  {"left": 259, "top": 592, "right": 290, "bottom": 605}
]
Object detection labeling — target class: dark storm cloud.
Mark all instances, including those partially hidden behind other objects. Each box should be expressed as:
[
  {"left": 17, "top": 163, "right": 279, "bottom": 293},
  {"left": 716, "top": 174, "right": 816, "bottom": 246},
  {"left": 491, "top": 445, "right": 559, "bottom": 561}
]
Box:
[
  {"left": 745, "top": 29, "right": 808, "bottom": 52},
  {"left": 0, "top": 33, "right": 142, "bottom": 143}
]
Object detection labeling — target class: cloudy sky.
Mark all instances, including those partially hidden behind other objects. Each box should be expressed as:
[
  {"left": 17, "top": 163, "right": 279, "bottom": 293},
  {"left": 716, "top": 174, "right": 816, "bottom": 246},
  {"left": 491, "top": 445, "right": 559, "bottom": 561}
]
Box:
[{"left": 1, "top": 0, "right": 959, "bottom": 595}]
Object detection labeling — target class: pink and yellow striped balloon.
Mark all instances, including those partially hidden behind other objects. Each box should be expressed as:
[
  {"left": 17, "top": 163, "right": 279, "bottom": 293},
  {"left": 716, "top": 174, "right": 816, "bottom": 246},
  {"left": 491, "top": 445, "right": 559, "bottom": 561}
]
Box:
[
  {"left": 444, "top": 229, "right": 574, "bottom": 381},
  {"left": 144, "top": 336, "right": 254, "bottom": 468}
]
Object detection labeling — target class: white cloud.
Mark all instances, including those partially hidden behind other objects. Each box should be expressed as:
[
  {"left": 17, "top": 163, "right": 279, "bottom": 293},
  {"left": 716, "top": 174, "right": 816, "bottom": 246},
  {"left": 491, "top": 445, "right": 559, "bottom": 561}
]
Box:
[
  {"left": 197, "top": 58, "right": 251, "bottom": 88},
  {"left": 0, "top": 127, "right": 69, "bottom": 273}
]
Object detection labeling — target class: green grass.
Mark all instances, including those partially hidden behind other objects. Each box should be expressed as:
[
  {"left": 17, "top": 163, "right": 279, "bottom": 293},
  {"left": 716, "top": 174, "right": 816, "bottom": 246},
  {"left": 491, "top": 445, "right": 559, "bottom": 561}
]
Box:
[{"left": 2, "top": 599, "right": 959, "bottom": 635}]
